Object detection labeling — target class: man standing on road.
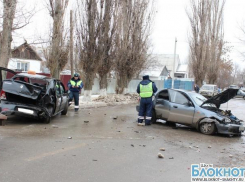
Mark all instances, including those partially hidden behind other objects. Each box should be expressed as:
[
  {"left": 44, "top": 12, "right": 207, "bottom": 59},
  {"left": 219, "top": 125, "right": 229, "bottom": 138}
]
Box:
[
  {"left": 68, "top": 73, "right": 83, "bottom": 112},
  {"left": 194, "top": 84, "right": 200, "bottom": 93},
  {"left": 137, "top": 75, "right": 158, "bottom": 126}
]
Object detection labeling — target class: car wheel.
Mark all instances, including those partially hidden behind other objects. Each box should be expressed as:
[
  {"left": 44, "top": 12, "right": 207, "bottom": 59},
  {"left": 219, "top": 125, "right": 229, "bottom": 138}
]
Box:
[
  {"left": 199, "top": 122, "right": 216, "bottom": 135},
  {"left": 61, "top": 101, "right": 68, "bottom": 115},
  {"left": 43, "top": 106, "right": 54, "bottom": 124},
  {"left": 151, "top": 109, "right": 157, "bottom": 124},
  {"left": 43, "top": 116, "right": 51, "bottom": 124}
]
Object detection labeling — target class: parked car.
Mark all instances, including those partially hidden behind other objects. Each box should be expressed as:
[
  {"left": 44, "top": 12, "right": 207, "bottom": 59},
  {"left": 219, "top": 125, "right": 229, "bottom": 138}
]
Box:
[
  {"left": 229, "top": 85, "right": 239, "bottom": 89},
  {"left": 137, "top": 88, "right": 244, "bottom": 135},
  {"left": 0, "top": 68, "right": 69, "bottom": 124},
  {"left": 234, "top": 89, "right": 245, "bottom": 100},
  {"left": 199, "top": 84, "right": 218, "bottom": 98}
]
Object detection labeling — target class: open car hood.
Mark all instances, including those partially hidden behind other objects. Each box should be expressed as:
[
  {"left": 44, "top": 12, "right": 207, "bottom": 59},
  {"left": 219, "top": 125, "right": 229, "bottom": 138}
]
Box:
[{"left": 201, "top": 88, "right": 238, "bottom": 108}]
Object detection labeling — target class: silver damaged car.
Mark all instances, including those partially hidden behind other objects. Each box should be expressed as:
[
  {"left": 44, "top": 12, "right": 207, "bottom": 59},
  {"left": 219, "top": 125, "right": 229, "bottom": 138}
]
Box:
[{"left": 148, "top": 88, "right": 244, "bottom": 135}]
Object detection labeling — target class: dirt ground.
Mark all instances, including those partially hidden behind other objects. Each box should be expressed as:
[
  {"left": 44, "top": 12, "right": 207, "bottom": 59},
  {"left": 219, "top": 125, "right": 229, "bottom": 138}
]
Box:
[{"left": 0, "top": 98, "right": 244, "bottom": 182}]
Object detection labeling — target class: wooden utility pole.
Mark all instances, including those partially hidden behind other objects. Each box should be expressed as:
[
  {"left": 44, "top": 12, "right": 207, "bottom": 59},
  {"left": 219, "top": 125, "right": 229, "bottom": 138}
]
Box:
[{"left": 70, "top": 10, "right": 74, "bottom": 77}]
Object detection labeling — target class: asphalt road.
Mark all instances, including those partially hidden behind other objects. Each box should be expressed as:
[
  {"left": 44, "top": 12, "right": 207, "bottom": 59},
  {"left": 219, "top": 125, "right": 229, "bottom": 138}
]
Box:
[{"left": 0, "top": 98, "right": 245, "bottom": 182}]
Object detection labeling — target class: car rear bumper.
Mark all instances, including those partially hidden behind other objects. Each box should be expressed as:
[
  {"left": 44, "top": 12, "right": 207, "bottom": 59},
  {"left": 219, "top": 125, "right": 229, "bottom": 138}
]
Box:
[
  {"left": 1, "top": 101, "right": 46, "bottom": 118},
  {"left": 215, "top": 123, "right": 244, "bottom": 135}
]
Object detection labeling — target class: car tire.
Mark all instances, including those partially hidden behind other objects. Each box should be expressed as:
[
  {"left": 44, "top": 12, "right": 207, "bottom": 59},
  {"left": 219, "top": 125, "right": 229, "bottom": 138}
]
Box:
[
  {"left": 151, "top": 109, "right": 157, "bottom": 124},
  {"left": 199, "top": 122, "right": 216, "bottom": 135},
  {"left": 43, "top": 116, "right": 51, "bottom": 124},
  {"left": 43, "top": 106, "right": 54, "bottom": 124},
  {"left": 61, "top": 101, "right": 68, "bottom": 115}
]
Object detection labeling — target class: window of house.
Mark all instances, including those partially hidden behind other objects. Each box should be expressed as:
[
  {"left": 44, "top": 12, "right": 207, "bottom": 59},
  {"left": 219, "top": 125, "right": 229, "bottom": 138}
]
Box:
[{"left": 17, "top": 62, "right": 29, "bottom": 71}]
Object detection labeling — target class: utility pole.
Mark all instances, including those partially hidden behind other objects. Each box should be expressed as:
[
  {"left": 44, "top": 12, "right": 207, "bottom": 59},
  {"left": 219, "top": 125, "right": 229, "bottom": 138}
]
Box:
[
  {"left": 70, "top": 10, "right": 74, "bottom": 77},
  {"left": 173, "top": 37, "right": 177, "bottom": 78}
]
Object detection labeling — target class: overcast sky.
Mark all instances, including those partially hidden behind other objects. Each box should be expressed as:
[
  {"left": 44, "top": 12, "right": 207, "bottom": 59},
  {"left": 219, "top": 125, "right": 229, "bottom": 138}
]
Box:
[{"left": 14, "top": 0, "right": 245, "bottom": 69}]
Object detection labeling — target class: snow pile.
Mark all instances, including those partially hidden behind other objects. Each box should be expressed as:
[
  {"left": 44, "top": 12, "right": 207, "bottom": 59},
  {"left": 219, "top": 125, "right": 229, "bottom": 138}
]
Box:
[{"left": 93, "top": 93, "right": 139, "bottom": 103}]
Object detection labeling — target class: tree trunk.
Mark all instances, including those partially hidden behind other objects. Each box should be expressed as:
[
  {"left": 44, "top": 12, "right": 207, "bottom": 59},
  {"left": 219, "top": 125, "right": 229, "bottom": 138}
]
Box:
[
  {"left": 99, "top": 74, "right": 107, "bottom": 96},
  {"left": 83, "top": 73, "right": 94, "bottom": 101},
  {"left": 116, "top": 75, "right": 128, "bottom": 94},
  {"left": 0, "top": 0, "right": 17, "bottom": 67}
]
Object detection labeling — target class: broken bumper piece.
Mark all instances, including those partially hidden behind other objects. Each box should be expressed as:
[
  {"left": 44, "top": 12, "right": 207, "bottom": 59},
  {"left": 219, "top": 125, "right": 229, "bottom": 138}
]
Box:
[{"left": 215, "top": 123, "right": 244, "bottom": 135}]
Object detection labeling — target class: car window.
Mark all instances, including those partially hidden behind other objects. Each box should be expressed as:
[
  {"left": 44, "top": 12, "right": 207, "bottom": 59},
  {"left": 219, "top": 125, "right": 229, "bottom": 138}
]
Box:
[
  {"left": 158, "top": 90, "right": 169, "bottom": 101},
  {"left": 169, "top": 90, "right": 189, "bottom": 105}
]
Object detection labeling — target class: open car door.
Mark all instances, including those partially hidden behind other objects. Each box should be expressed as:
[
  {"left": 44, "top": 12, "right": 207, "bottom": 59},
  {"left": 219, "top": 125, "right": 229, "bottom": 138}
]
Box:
[{"left": 0, "top": 67, "right": 16, "bottom": 91}]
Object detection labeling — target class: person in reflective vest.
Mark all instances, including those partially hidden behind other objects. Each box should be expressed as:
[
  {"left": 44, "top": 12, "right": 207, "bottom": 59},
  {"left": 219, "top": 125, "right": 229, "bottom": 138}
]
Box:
[
  {"left": 137, "top": 75, "right": 158, "bottom": 126},
  {"left": 67, "top": 73, "right": 83, "bottom": 112}
]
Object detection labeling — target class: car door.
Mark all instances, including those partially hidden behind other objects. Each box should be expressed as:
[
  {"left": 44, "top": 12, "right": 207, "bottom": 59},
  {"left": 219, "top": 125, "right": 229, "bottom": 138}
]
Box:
[
  {"left": 54, "top": 81, "right": 63, "bottom": 113},
  {"left": 168, "top": 90, "right": 195, "bottom": 125},
  {"left": 59, "top": 82, "right": 68, "bottom": 111},
  {"left": 154, "top": 90, "right": 170, "bottom": 120},
  {"left": 0, "top": 67, "right": 16, "bottom": 91}
]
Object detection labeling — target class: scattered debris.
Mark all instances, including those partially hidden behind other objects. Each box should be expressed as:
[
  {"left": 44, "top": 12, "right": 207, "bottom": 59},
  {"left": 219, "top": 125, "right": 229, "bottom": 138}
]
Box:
[
  {"left": 117, "top": 131, "right": 121, "bottom": 132},
  {"left": 84, "top": 121, "right": 89, "bottom": 123},
  {"left": 158, "top": 153, "right": 164, "bottom": 158},
  {"left": 93, "top": 159, "right": 98, "bottom": 161},
  {"left": 134, "top": 131, "right": 139, "bottom": 133},
  {"left": 67, "top": 137, "right": 72, "bottom": 139},
  {"left": 143, "top": 145, "right": 146, "bottom": 147},
  {"left": 131, "top": 144, "right": 134, "bottom": 147},
  {"left": 113, "top": 116, "right": 118, "bottom": 119},
  {"left": 189, "top": 146, "right": 192, "bottom": 149},
  {"left": 169, "top": 157, "right": 174, "bottom": 159},
  {"left": 52, "top": 125, "right": 58, "bottom": 128},
  {"left": 137, "top": 123, "right": 144, "bottom": 126},
  {"left": 208, "top": 146, "right": 212, "bottom": 148},
  {"left": 229, "top": 155, "right": 233, "bottom": 158},
  {"left": 160, "top": 148, "right": 165, "bottom": 151}
]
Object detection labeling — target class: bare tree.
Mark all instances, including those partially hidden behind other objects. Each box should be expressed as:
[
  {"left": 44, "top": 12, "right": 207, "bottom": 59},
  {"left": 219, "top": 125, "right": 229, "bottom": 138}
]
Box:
[
  {"left": 97, "top": 0, "right": 118, "bottom": 96},
  {"left": 206, "top": 0, "right": 225, "bottom": 84},
  {"left": 114, "top": 0, "right": 154, "bottom": 94},
  {"left": 76, "top": 0, "right": 103, "bottom": 101},
  {"left": 47, "top": 0, "right": 69, "bottom": 79},
  {"left": 0, "top": 0, "right": 17, "bottom": 67},
  {"left": 0, "top": 0, "right": 35, "bottom": 68},
  {"left": 187, "top": 0, "right": 211, "bottom": 87}
]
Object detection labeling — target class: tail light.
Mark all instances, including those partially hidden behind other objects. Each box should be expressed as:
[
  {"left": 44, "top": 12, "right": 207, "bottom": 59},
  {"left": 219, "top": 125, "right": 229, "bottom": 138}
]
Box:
[{"left": 0, "top": 90, "right": 6, "bottom": 100}]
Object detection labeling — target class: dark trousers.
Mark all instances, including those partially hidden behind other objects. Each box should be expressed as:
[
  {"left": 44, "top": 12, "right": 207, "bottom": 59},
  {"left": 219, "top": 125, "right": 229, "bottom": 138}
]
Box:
[
  {"left": 138, "top": 97, "right": 153, "bottom": 125},
  {"left": 69, "top": 91, "right": 80, "bottom": 109}
]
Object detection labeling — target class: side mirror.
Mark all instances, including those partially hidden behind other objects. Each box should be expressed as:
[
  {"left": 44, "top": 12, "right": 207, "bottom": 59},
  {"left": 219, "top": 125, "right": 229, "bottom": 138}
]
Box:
[{"left": 185, "top": 101, "right": 193, "bottom": 107}]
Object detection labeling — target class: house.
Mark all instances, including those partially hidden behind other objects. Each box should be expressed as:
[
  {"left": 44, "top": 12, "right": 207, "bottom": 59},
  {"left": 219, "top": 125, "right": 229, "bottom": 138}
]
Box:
[
  {"left": 139, "top": 54, "right": 188, "bottom": 80},
  {"left": 8, "top": 42, "right": 43, "bottom": 73}
]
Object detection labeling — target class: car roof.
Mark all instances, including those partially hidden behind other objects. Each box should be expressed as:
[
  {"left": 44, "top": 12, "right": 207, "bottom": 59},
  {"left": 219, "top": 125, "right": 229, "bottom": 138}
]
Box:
[{"left": 16, "top": 73, "right": 51, "bottom": 79}]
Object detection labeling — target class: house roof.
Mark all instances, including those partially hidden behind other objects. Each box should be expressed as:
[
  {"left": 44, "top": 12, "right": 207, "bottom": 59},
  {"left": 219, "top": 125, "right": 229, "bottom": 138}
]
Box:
[
  {"left": 12, "top": 42, "right": 43, "bottom": 61},
  {"left": 176, "top": 64, "right": 188, "bottom": 73},
  {"left": 140, "top": 54, "right": 181, "bottom": 77}
]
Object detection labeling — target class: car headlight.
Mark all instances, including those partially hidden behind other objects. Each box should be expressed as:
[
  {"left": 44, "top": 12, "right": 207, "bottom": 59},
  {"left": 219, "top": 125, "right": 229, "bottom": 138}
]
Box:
[{"left": 224, "top": 118, "right": 231, "bottom": 123}]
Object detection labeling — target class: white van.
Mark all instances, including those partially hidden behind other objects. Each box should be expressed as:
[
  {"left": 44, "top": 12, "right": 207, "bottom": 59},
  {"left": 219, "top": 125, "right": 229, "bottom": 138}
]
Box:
[{"left": 199, "top": 84, "right": 218, "bottom": 98}]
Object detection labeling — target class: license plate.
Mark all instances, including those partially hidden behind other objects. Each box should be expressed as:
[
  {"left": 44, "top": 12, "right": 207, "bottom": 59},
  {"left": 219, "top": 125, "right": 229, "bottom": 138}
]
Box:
[
  {"left": 239, "top": 126, "right": 245, "bottom": 132},
  {"left": 18, "top": 108, "right": 34, "bottom": 115}
]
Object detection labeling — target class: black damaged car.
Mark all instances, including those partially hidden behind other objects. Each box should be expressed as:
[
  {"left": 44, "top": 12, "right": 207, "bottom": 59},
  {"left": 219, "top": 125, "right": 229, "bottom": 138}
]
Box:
[{"left": 0, "top": 68, "right": 69, "bottom": 124}]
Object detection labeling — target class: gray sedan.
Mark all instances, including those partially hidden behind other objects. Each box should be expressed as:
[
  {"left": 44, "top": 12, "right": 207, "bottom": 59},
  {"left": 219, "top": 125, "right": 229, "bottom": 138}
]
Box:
[{"left": 150, "top": 88, "right": 244, "bottom": 135}]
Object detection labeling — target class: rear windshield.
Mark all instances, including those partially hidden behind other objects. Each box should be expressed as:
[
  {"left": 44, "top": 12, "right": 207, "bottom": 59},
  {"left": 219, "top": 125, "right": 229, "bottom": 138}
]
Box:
[
  {"left": 201, "top": 85, "right": 214, "bottom": 90},
  {"left": 14, "top": 76, "right": 48, "bottom": 88}
]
